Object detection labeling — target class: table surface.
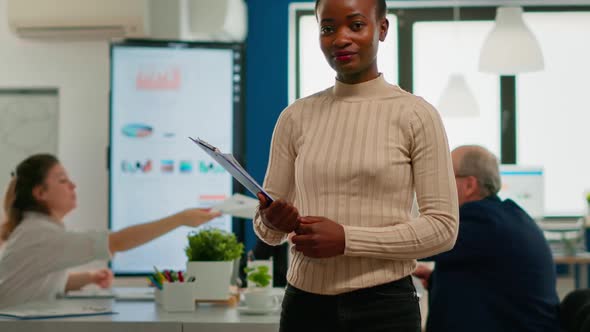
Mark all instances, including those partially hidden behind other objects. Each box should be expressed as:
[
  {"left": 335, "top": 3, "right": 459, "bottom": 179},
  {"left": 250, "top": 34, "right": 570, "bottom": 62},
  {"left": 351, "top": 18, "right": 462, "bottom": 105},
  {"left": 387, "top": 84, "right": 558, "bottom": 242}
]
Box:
[
  {"left": 0, "top": 299, "right": 280, "bottom": 332},
  {"left": 553, "top": 252, "right": 590, "bottom": 264}
]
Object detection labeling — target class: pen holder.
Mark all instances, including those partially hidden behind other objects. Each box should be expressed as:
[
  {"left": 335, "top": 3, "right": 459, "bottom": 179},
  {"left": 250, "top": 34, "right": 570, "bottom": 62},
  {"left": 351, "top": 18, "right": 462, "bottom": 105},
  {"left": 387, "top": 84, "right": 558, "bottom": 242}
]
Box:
[{"left": 162, "top": 283, "right": 195, "bottom": 312}]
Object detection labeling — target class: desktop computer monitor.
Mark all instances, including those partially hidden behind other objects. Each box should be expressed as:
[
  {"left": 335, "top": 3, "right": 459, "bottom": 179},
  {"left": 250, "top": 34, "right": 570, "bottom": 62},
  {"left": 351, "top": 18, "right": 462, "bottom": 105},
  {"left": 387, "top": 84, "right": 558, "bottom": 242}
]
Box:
[{"left": 497, "top": 165, "right": 544, "bottom": 220}]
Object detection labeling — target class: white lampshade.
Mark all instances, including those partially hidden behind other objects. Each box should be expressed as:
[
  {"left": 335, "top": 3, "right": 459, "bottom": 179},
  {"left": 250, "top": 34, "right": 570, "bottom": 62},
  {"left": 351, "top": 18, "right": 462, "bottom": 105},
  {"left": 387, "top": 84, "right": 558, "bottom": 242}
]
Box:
[
  {"left": 479, "top": 6, "right": 544, "bottom": 74},
  {"left": 437, "top": 74, "right": 479, "bottom": 117}
]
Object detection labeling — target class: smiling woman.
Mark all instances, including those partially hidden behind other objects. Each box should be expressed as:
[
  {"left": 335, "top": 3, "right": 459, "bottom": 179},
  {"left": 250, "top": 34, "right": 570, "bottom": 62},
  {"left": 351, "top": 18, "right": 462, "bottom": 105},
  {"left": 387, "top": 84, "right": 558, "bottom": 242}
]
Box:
[{"left": 252, "top": 0, "right": 459, "bottom": 331}]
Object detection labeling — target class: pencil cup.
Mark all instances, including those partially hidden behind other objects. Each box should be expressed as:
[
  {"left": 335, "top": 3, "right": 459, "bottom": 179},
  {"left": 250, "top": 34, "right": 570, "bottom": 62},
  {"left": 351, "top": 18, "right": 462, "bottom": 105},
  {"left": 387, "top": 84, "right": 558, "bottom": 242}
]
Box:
[{"left": 162, "top": 283, "right": 195, "bottom": 312}]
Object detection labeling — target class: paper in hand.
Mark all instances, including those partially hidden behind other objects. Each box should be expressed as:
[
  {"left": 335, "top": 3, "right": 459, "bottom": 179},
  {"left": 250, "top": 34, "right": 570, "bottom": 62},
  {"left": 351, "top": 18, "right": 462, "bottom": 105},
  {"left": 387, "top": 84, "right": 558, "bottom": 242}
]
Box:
[{"left": 210, "top": 193, "right": 258, "bottom": 219}]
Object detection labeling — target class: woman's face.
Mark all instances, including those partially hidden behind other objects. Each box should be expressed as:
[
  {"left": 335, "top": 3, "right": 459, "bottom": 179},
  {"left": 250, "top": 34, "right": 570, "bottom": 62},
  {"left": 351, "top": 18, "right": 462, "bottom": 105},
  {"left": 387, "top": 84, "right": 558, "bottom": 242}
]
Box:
[
  {"left": 33, "top": 163, "right": 77, "bottom": 218},
  {"left": 317, "top": 0, "right": 388, "bottom": 84}
]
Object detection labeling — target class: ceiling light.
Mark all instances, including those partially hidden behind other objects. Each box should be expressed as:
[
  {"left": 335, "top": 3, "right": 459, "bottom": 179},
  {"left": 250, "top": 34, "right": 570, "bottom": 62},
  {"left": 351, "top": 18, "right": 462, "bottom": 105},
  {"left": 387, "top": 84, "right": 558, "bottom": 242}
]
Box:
[
  {"left": 479, "top": 6, "right": 544, "bottom": 74},
  {"left": 437, "top": 74, "right": 479, "bottom": 117}
]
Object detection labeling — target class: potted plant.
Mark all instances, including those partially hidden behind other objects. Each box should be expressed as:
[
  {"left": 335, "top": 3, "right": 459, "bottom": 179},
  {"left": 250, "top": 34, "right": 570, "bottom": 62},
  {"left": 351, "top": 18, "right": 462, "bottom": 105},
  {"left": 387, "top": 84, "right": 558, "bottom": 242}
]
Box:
[
  {"left": 244, "top": 265, "right": 272, "bottom": 288},
  {"left": 185, "top": 228, "right": 244, "bottom": 300}
]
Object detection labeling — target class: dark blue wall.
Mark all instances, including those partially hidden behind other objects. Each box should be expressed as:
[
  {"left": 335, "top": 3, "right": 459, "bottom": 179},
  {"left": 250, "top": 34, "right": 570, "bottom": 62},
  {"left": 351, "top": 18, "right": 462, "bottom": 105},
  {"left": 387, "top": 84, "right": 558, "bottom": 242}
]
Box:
[{"left": 243, "top": 0, "right": 313, "bottom": 249}]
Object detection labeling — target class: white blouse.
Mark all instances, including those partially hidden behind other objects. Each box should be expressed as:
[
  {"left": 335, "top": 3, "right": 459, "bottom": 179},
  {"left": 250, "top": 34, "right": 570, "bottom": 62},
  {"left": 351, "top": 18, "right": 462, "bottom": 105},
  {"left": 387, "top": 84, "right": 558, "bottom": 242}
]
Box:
[{"left": 0, "top": 212, "right": 109, "bottom": 308}]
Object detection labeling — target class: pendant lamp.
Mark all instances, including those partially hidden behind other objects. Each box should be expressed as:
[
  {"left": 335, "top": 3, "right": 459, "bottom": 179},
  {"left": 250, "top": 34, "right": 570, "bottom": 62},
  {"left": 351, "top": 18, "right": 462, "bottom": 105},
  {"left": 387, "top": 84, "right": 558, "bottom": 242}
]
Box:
[
  {"left": 437, "top": 74, "right": 479, "bottom": 117},
  {"left": 479, "top": 6, "right": 544, "bottom": 74}
]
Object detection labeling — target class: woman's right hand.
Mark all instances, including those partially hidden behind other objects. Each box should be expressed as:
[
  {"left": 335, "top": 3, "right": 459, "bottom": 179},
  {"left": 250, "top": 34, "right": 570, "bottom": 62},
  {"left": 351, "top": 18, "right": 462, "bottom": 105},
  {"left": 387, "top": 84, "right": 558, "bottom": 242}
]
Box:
[
  {"left": 178, "top": 208, "right": 222, "bottom": 227},
  {"left": 257, "top": 193, "right": 300, "bottom": 233}
]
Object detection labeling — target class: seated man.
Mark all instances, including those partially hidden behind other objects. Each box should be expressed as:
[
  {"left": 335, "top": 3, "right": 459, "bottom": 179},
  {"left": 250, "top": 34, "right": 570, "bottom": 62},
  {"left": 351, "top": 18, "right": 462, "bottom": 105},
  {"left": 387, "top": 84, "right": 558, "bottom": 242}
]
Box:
[{"left": 414, "top": 145, "right": 560, "bottom": 332}]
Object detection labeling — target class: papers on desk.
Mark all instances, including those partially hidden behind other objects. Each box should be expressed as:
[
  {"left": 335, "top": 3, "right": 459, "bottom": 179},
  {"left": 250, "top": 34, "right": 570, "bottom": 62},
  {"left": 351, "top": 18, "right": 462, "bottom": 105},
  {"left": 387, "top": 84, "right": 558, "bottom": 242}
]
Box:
[
  {"left": 0, "top": 301, "right": 115, "bottom": 320},
  {"left": 62, "top": 288, "right": 115, "bottom": 299},
  {"left": 189, "top": 137, "right": 273, "bottom": 202},
  {"left": 211, "top": 193, "right": 258, "bottom": 219},
  {"left": 63, "top": 287, "right": 155, "bottom": 301}
]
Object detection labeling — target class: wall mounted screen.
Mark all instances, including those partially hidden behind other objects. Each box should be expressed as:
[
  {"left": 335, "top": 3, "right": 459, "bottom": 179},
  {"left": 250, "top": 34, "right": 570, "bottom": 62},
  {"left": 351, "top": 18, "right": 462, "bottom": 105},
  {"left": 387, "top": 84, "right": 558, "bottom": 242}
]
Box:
[{"left": 109, "top": 41, "right": 243, "bottom": 274}]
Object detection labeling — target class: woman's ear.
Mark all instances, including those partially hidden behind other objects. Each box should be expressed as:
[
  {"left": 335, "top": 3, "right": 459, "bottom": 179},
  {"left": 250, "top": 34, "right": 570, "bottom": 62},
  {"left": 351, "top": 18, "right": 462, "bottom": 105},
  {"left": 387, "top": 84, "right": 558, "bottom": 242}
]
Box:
[
  {"left": 32, "top": 185, "right": 45, "bottom": 203},
  {"left": 379, "top": 17, "right": 389, "bottom": 42}
]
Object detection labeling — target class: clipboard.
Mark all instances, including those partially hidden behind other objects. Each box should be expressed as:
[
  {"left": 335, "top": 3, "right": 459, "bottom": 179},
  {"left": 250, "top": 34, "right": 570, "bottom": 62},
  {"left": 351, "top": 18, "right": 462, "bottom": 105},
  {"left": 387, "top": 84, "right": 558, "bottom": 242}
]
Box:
[{"left": 189, "top": 137, "right": 273, "bottom": 202}]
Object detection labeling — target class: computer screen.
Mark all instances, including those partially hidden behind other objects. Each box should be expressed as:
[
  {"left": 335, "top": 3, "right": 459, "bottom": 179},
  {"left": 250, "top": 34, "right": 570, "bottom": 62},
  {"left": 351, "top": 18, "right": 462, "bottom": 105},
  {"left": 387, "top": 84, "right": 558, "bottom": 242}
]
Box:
[
  {"left": 109, "top": 40, "right": 244, "bottom": 274},
  {"left": 497, "top": 165, "right": 544, "bottom": 220}
]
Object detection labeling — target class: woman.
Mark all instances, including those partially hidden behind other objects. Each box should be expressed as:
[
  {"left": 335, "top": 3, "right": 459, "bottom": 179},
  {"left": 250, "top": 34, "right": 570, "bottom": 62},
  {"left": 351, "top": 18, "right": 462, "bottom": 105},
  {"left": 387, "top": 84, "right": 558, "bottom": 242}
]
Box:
[
  {"left": 254, "top": 0, "right": 459, "bottom": 331},
  {"left": 0, "top": 154, "right": 220, "bottom": 308}
]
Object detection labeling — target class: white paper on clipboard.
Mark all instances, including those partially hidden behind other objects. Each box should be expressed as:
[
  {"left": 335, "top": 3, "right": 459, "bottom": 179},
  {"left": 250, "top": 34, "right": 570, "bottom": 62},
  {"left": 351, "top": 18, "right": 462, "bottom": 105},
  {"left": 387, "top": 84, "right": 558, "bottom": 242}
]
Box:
[{"left": 189, "top": 137, "right": 273, "bottom": 202}]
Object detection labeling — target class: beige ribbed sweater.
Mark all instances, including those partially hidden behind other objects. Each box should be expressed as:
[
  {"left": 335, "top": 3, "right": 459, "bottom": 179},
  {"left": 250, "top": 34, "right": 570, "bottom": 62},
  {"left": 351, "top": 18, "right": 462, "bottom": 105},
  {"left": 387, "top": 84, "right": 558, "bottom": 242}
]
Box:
[{"left": 254, "top": 75, "right": 459, "bottom": 295}]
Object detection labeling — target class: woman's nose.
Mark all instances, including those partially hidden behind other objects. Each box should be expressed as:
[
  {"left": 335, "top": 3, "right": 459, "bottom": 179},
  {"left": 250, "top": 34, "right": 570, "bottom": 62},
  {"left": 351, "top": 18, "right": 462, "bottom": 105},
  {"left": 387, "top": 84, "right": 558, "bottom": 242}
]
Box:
[{"left": 333, "top": 28, "right": 352, "bottom": 48}]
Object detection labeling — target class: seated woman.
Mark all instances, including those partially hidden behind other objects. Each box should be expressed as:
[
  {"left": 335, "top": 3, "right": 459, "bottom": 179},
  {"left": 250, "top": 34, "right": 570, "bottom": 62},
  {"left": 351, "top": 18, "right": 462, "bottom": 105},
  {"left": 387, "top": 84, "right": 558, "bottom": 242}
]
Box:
[{"left": 0, "top": 154, "right": 221, "bottom": 308}]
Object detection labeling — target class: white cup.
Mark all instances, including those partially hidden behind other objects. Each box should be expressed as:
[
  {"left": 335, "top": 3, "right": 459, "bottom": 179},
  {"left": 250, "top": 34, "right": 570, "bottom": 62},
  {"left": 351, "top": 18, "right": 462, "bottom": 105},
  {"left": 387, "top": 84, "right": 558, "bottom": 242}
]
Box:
[{"left": 244, "top": 289, "right": 279, "bottom": 310}]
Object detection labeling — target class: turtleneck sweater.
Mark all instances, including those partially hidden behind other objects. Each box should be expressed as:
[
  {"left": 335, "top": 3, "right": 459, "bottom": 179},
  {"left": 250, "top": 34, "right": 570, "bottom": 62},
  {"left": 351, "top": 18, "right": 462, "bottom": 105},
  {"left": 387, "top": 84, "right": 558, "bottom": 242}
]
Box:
[{"left": 254, "top": 74, "right": 459, "bottom": 295}]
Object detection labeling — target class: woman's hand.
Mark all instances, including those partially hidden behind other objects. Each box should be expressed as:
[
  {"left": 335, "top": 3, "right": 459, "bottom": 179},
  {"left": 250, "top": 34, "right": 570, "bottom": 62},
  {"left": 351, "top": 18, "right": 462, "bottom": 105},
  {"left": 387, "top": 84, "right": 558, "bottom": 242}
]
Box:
[
  {"left": 412, "top": 264, "right": 433, "bottom": 289},
  {"left": 291, "top": 216, "right": 345, "bottom": 258},
  {"left": 179, "top": 208, "right": 222, "bottom": 227},
  {"left": 257, "top": 193, "right": 300, "bottom": 233},
  {"left": 91, "top": 269, "right": 114, "bottom": 289}
]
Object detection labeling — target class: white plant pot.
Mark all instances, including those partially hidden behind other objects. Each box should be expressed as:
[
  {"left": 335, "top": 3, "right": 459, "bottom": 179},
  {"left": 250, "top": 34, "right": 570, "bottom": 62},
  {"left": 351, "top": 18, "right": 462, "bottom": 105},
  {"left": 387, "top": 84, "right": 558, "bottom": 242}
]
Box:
[{"left": 186, "top": 261, "right": 234, "bottom": 300}]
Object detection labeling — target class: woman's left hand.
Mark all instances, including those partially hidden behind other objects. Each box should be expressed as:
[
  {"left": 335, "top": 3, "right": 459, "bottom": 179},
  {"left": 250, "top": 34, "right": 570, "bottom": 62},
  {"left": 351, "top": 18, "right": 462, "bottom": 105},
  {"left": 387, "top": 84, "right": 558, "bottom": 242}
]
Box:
[
  {"left": 291, "top": 216, "right": 345, "bottom": 258},
  {"left": 91, "top": 269, "right": 114, "bottom": 289}
]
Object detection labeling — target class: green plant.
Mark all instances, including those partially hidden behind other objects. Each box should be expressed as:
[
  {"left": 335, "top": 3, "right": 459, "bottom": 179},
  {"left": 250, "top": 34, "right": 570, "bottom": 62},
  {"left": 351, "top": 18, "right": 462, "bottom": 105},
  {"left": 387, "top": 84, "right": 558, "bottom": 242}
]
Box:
[
  {"left": 586, "top": 192, "right": 590, "bottom": 204},
  {"left": 244, "top": 265, "right": 272, "bottom": 288},
  {"left": 185, "top": 229, "right": 244, "bottom": 261}
]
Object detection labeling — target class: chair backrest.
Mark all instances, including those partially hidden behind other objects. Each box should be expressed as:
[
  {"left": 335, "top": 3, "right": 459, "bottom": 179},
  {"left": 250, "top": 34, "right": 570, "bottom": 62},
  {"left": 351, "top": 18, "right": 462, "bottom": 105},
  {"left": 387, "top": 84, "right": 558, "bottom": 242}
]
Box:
[{"left": 560, "top": 289, "right": 590, "bottom": 332}]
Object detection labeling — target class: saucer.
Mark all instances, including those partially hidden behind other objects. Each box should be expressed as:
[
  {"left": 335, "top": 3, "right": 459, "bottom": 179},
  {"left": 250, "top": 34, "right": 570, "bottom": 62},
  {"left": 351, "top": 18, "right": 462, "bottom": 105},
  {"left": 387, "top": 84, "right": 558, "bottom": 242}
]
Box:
[{"left": 237, "top": 305, "right": 280, "bottom": 315}]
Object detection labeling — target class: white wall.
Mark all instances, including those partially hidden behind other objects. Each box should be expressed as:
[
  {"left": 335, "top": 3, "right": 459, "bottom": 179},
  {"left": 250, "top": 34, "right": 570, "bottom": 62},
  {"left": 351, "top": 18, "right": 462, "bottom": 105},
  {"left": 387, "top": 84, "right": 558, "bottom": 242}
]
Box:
[{"left": 0, "top": 0, "right": 110, "bottom": 233}]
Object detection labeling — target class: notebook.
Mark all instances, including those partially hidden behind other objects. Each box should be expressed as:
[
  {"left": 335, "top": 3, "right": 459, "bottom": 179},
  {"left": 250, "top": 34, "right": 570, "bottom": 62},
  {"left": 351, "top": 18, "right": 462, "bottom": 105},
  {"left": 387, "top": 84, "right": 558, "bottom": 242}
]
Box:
[{"left": 0, "top": 301, "right": 116, "bottom": 320}]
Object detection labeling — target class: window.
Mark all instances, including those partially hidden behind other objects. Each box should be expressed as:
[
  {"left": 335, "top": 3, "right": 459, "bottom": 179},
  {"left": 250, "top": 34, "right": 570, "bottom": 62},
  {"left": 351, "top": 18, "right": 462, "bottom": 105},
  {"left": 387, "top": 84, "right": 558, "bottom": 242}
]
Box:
[
  {"left": 413, "top": 21, "right": 500, "bottom": 156},
  {"left": 517, "top": 12, "right": 590, "bottom": 216}
]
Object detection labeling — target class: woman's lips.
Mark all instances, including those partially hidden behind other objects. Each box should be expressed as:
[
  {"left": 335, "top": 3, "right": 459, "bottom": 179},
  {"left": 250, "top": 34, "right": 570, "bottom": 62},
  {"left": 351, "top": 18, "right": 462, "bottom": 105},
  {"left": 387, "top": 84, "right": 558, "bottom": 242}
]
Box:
[{"left": 334, "top": 53, "right": 355, "bottom": 62}]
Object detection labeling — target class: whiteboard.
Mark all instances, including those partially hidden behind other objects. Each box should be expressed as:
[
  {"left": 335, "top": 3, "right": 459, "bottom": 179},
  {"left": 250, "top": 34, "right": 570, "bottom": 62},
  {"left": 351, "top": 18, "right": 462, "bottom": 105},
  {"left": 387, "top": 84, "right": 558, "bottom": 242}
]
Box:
[{"left": 0, "top": 89, "right": 58, "bottom": 220}]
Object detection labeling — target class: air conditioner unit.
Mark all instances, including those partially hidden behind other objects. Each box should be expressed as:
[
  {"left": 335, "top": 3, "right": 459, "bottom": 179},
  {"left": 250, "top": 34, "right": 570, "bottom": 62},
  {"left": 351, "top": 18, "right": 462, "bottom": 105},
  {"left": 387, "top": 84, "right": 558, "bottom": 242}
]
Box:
[{"left": 7, "top": 0, "right": 149, "bottom": 39}]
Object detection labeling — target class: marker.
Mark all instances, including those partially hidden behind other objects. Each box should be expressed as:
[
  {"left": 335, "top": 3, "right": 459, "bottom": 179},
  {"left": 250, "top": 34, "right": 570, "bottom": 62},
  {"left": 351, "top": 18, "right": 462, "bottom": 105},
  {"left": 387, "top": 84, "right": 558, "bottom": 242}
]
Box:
[
  {"left": 147, "top": 275, "right": 162, "bottom": 290},
  {"left": 153, "top": 266, "right": 166, "bottom": 283}
]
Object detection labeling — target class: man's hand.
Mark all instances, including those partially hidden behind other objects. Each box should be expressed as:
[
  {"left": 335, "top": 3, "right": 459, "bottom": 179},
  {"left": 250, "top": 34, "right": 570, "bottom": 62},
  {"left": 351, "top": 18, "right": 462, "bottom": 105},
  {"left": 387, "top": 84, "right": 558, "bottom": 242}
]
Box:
[
  {"left": 413, "top": 264, "right": 433, "bottom": 289},
  {"left": 257, "top": 193, "right": 300, "bottom": 233},
  {"left": 91, "top": 269, "right": 114, "bottom": 289},
  {"left": 291, "top": 216, "right": 345, "bottom": 258}
]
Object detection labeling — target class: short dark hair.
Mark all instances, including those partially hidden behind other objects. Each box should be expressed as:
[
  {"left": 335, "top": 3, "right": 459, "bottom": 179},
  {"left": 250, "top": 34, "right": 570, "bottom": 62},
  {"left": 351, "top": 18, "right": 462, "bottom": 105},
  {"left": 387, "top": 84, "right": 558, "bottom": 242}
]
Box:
[{"left": 315, "top": 0, "right": 387, "bottom": 19}]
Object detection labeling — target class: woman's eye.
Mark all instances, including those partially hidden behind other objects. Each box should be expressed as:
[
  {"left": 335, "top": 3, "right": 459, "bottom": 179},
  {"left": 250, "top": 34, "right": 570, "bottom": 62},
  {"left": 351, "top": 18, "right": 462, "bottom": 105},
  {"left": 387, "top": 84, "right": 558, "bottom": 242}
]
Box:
[
  {"left": 351, "top": 22, "right": 365, "bottom": 31},
  {"left": 320, "top": 26, "right": 334, "bottom": 34}
]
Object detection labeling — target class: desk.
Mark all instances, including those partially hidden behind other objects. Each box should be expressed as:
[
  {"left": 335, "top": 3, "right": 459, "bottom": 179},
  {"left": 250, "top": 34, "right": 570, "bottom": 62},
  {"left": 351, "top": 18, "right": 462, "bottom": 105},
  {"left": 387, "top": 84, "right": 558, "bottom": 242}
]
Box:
[
  {"left": 554, "top": 252, "right": 590, "bottom": 289},
  {"left": 0, "top": 299, "right": 279, "bottom": 332}
]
